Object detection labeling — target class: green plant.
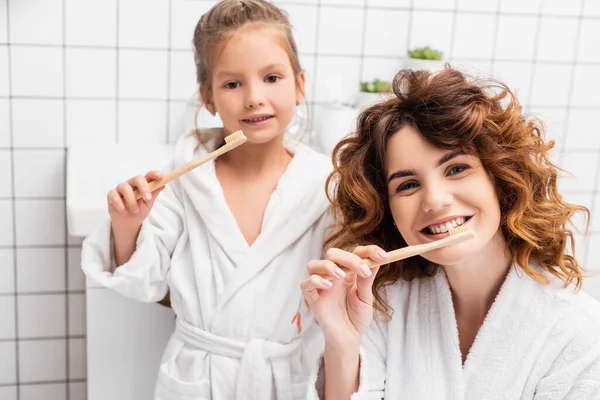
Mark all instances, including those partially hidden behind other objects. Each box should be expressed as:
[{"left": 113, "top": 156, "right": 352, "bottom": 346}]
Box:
[
  {"left": 407, "top": 46, "right": 443, "bottom": 60},
  {"left": 359, "top": 78, "right": 392, "bottom": 93}
]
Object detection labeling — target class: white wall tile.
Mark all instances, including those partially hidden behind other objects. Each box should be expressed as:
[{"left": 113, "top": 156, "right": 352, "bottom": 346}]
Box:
[
  {"left": 577, "top": 19, "right": 600, "bottom": 62},
  {"left": 0, "top": 99, "right": 10, "bottom": 148},
  {"left": 564, "top": 109, "right": 600, "bottom": 151},
  {"left": 0, "top": 200, "right": 14, "bottom": 246},
  {"left": 67, "top": 247, "right": 85, "bottom": 291},
  {"left": 69, "top": 382, "right": 87, "bottom": 400},
  {"left": 494, "top": 15, "right": 538, "bottom": 60},
  {"left": 451, "top": 13, "right": 496, "bottom": 59},
  {"left": 530, "top": 64, "right": 572, "bottom": 107},
  {"left": 16, "top": 248, "right": 66, "bottom": 293},
  {"left": 583, "top": 0, "right": 600, "bottom": 16},
  {"left": 456, "top": 0, "right": 498, "bottom": 12},
  {"left": 0, "top": 150, "right": 12, "bottom": 197},
  {"left": 321, "top": 0, "right": 364, "bottom": 5},
  {"left": 367, "top": 0, "right": 411, "bottom": 7},
  {"left": 20, "top": 384, "right": 67, "bottom": 400},
  {"left": 500, "top": 0, "right": 541, "bottom": 14},
  {"left": 0, "top": 296, "right": 15, "bottom": 339},
  {"left": 536, "top": 17, "right": 579, "bottom": 62},
  {"left": 18, "top": 294, "right": 66, "bottom": 338},
  {"left": 361, "top": 57, "right": 404, "bottom": 82},
  {"left": 558, "top": 151, "right": 598, "bottom": 193},
  {"left": 15, "top": 200, "right": 65, "bottom": 246},
  {"left": 169, "top": 51, "right": 197, "bottom": 101},
  {"left": 490, "top": 61, "right": 533, "bottom": 107},
  {"left": 314, "top": 56, "right": 361, "bottom": 104},
  {"left": 10, "top": 46, "right": 63, "bottom": 97},
  {"left": 281, "top": 4, "right": 319, "bottom": 55},
  {"left": 170, "top": 0, "right": 213, "bottom": 50},
  {"left": 571, "top": 65, "right": 600, "bottom": 107},
  {"left": 413, "top": 0, "right": 456, "bottom": 10},
  {"left": 541, "top": 0, "right": 582, "bottom": 16},
  {"left": 584, "top": 235, "right": 600, "bottom": 300},
  {"left": 0, "top": 1, "right": 7, "bottom": 43},
  {"left": 0, "top": 45, "right": 8, "bottom": 96},
  {"left": 364, "top": 9, "right": 410, "bottom": 57},
  {"left": 66, "top": 100, "right": 117, "bottom": 145},
  {"left": 317, "top": 7, "right": 364, "bottom": 56},
  {"left": 0, "top": 342, "right": 16, "bottom": 384},
  {"left": 0, "top": 249, "right": 15, "bottom": 294},
  {"left": 409, "top": 11, "right": 453, "bottom": 60},
  {"left": 68, "top": 293, "right": 85, "bottom": 335},
  {"left": 119, "top": 49, "right": 168, "bottom": 99},
  {"left": 8, "top": 0, "right": 62, "bottom": 45},
  {"left": 12, "top": 99, "right": 64, "bottom": 148},
  {"left": 119, "top": 0, "right": 169, "bottom": 48},
  {"left": 118, "top": 100, "right": 167, "bottom": 144},
  {"left": 65, "top": 0, "right": 117, "bottom": 46},
  {"left": 66, "top": 48, "right": 116, "bottom": 98},
  {"left": 592, "top": 195, "right": 600, "bottom": 232},
  {"left": 450, "top": 60, "right": 491, "bottom": 78},
  {"left": 528, "top": 107, "right": 567, "bottom": 156},
  {"left": 13, "top": 150, "right": 65, "bottom": 197},
  {"left": 19, "top": 340, "right": 66, "bottom": 382},
  {"left": 0, "top": 386, "right": 16, "bottom": 400},
  {"left": 69, "top": 338, "right": 86, "bottom": 380}
]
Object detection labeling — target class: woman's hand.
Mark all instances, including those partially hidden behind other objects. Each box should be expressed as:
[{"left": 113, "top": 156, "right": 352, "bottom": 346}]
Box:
[{"left": 301, "top": 245, "right": 386, "bottom": 351}]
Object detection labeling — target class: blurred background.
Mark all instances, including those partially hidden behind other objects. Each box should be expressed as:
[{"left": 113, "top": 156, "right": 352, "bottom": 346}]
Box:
[{"left": 1, "top": 0, "right": 599, "bottom": 399}]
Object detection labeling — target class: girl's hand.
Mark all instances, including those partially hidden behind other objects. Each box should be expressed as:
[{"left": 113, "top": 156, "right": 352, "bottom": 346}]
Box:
[
  {"left": 107, "top": 170, "right": 165, "bottom": 230},
  {"left": 300, "top": 245, "right": 386, "bottom": 351}
]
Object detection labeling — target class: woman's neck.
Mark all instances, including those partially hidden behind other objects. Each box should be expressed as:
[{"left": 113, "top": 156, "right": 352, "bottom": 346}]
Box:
[{"left": 444, "top": 230, "right": 512, "bottom": 320}]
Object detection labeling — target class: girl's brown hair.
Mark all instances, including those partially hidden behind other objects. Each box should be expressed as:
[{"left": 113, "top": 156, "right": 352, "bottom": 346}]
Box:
[
  {"left": 190, "top": 0, "right": 304, "bottom": 146},
  {"left": 325, "top": 65, "right": 589, "bottom": 315}
]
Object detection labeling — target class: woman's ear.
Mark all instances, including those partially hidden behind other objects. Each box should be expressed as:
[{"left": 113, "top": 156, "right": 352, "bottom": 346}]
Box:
[
  {"left": 295, "top": 71, "right": 306, "bottom": 105},
  {"left": 199, "top": 85, "right": 216, "bottom": 115}
]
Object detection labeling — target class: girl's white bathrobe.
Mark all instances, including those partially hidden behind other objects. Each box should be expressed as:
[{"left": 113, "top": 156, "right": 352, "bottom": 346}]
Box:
[
  {"left": 81, "top": 132, "right": 332, "bottom": 400},
  {"left": 308, "top": 265, "right": 600, "bottom": 399}
]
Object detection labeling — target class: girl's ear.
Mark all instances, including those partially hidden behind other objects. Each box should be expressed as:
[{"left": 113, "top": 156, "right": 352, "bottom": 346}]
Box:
[
  {"left": 295, "top": 71, "right": 306, "bottom": 105},
  {"left": 199, "top": 85, "right": 216, "bottom": 115}
]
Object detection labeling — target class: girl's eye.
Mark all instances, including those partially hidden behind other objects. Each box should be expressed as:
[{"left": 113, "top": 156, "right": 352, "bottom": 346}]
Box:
[
  {"left": 396, "top": 181, "right": 419, "bottom": 193},
  {"left": 265, "top": 75, "right": 281, "bottom": 83},
  {"left": 447, "top": 164, "right": 469, "bottom": 176},
  {"left": 223, "top": 81, "right": 240, "bottom": 89}
]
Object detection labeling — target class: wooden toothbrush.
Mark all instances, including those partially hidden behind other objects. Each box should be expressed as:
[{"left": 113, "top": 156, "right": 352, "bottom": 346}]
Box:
[
  {"left": 363, "top": 226, "right": 475, "bottom": 269},
  {"left": 133, "top": 130, "right": 247, "bottom": 200}
]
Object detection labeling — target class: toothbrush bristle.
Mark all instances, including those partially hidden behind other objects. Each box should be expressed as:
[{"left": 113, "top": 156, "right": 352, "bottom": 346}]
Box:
[
  {"left": 449, "top": 226, "right": 469, "bottom": 235},
  {"left": 224, "top": 130, "right": 246, "bottom": 144}
]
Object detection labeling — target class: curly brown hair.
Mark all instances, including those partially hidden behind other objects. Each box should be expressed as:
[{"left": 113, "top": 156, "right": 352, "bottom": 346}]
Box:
[{"left": 325, "top": 65, "right": 590, "bottom": 315}]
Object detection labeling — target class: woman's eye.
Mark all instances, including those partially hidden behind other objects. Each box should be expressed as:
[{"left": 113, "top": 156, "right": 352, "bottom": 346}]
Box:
[
  {"left": 397, "top": 181, "right": 419, "bottom": 193},
  {"left": 223, "top": 81, "right": 240, "bottom": 89},
  {"left": 266, "top": 75, "right": 280, "bottom": 83},
  {"left": 448, "top": 164, "right": 469, "bottom": 175}
]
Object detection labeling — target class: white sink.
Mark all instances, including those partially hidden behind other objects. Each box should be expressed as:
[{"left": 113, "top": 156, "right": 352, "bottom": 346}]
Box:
[{"left": 66, "top": 144, "right": 174, "bottom": 238}]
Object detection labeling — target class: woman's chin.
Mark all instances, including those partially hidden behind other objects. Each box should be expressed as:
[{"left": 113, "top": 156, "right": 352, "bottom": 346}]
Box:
[{"left": 419, "top": 243, "right": 476, "bottom": 266}]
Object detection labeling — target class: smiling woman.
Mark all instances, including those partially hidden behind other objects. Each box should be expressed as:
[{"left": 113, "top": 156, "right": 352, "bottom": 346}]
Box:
[{"left": 302, "top": 65, "right": 600, "bottom": 400}]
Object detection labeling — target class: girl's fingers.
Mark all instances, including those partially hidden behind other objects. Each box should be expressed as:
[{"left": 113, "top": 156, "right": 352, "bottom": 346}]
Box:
[
  {"left": 117, "top": 182, "right": 138, "bottom": 213},
  {"left": 107, "top": 189, "right": 127, "bottom": 213},
  {"left": 326, "top": 248, "right": 372, "bottom": 279},
  {"left": 130, "top": 175, "right": 152, "bottom": 202}
]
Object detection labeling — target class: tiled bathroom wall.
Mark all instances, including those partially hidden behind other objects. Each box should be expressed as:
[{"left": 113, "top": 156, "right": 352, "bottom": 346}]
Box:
[{"left": 0, "top": 0, "right": 599, "bottom": 399}]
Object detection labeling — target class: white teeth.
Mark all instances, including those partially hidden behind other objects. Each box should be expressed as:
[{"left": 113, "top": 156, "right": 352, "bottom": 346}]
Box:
[
  {"left": 247, "top": 116, "right": 270, "bottom": 122},
  {"left": 426, "top": 217, "right": 467, "bottom": 234}
]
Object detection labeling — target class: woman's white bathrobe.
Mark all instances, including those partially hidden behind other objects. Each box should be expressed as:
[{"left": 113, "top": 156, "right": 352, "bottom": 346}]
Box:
[
  {"left": 81, "top": 132, "right": 332, "bottom": 400},
  {"left": 309, "top": 265, "right": 600, "bottom": 399}
]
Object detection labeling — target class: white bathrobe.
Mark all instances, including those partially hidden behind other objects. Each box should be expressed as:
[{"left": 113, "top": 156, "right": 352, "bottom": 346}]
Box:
[
  {"left": 308, "top": 265, "right": 600, "bottom": 399},
  {"left": 81, "top": 132, "right": 332, "bottom": 400}
]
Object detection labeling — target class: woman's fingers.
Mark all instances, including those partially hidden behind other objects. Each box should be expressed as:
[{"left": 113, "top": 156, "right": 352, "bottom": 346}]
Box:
[
  {"left": 353, "top": 245, "right": 387, "bottom": 263},
  {"left": 325, "top": 248, "right": 373, "bottom": 278},
  {"left": 307, "top": 259, "right": 348, "bottom": 281}
]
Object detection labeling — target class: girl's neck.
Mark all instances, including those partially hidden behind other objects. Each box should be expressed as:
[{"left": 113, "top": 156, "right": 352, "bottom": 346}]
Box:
[
  {"left": 217, "top": 131, "right": 292, "bottom": 177},
  {"left": 443, "top": 230, "right": 512, "bottom": 321}
]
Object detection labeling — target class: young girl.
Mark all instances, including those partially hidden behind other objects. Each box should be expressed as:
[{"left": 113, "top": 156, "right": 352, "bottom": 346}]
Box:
[
  {"left": 81, "top": 1, "right": 331, "bottom": 398},
  {"left": 301, "top": 66, "right": 600, "bottom": 399}
]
